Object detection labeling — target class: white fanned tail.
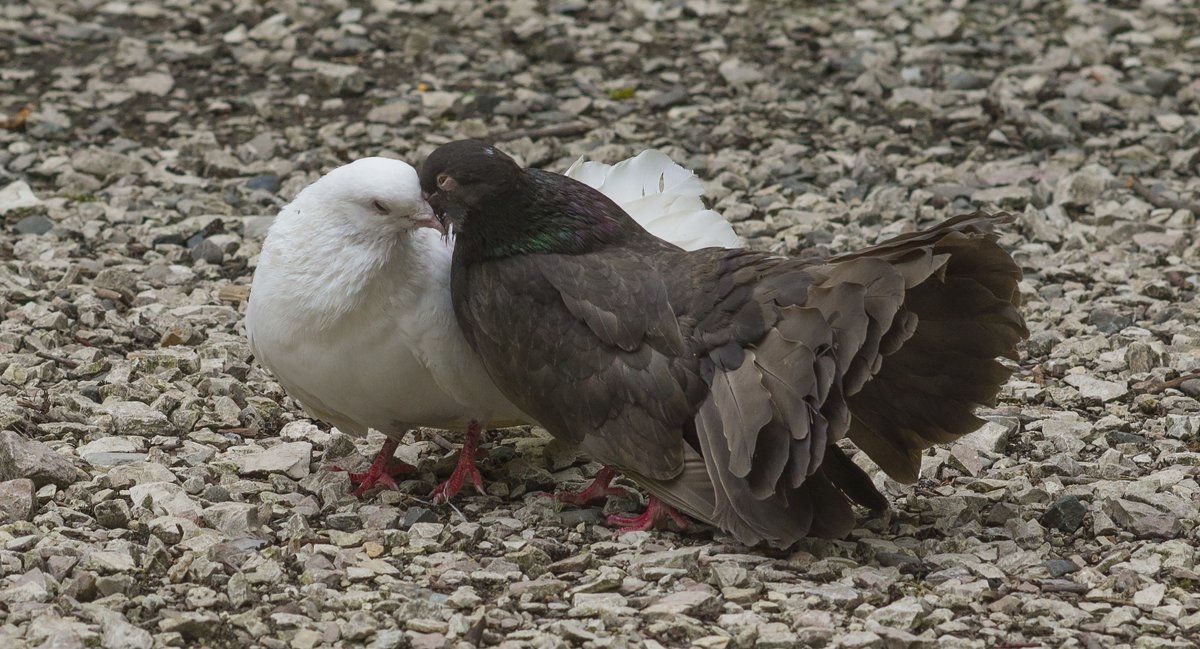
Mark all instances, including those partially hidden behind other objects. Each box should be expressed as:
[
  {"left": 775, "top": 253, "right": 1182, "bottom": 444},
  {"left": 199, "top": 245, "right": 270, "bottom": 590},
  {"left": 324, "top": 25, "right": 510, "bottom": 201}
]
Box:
[{"left": 566, "top": 150, "right": 744, "bottom": 251}]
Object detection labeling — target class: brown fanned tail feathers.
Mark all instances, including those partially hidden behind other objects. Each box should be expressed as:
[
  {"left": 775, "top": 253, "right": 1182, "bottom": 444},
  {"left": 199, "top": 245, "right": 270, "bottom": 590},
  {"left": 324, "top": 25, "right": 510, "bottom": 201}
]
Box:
[
  {"left": 832, "top": 212, "right": 1029, "bottom": 484},
  {"left": 643, "top": 211, "right": 1027, "bottom": 547}
]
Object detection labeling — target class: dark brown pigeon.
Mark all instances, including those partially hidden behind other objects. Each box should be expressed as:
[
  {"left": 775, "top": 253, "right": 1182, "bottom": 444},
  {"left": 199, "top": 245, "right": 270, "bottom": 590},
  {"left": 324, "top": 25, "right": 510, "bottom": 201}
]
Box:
[{"left": 419, "top": 140, "right": 1028, "bottom": 548}]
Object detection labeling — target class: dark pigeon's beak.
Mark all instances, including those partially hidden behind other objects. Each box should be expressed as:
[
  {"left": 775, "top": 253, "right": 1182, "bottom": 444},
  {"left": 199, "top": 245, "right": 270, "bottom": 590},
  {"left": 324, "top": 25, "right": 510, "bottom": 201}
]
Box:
[
  {"left": 424, "top": 190, "right": 454, "bottom": 232},
  {"left": 411, "top": 200, "right": 445, "bottom": 235}
]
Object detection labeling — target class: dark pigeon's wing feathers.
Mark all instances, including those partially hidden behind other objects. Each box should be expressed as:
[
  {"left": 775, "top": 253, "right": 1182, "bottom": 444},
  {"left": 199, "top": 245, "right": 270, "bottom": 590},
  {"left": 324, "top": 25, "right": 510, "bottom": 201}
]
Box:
[
  {"left": 661, "top": 250, "right": 925, "bottom": 545},
  {"left": 453, "top": 243, "right": 700, "bottom": 480}
]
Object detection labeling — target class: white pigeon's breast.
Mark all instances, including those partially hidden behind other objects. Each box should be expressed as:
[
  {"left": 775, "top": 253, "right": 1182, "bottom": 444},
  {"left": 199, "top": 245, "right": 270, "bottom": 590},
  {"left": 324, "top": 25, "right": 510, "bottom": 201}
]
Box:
[{"left": 246, "top": 229, "right": 524, "bottom": 435}]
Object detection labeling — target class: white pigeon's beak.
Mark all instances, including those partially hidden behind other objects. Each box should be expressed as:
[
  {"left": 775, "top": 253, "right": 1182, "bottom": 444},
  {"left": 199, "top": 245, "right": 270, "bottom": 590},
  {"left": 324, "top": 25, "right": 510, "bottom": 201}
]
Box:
[{"left": 411, "top": 200, "right": 445, "bottom": 235}]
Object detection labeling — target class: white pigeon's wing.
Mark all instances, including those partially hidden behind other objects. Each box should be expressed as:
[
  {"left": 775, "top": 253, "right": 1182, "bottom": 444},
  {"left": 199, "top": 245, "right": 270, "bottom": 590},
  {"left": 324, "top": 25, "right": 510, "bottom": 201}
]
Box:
[
  {"left": 564, "top": 150, "right": 744, "bottom": 251},
  {"left": 563, "top": 156, "right": 612, "bottom": 189}
]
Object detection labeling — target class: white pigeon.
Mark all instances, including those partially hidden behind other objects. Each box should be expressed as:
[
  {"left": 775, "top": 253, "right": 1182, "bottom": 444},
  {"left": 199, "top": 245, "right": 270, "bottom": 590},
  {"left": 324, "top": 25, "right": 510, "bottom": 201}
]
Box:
[{"left": 245, "top": 149, "right": 743, "bottom": 501}]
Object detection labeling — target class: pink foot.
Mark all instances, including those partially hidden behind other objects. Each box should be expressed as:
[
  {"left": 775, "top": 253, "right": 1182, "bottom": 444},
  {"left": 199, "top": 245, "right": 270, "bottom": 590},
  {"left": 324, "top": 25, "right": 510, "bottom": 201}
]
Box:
[
  {"left": 607, "top": 496, "right": 690, "bottom": 534},
  {"left": 555, "top": 466, "right": 632, "bottom": 505},
  {"left": 330, "top": 438, "right": 415, "bottom": 497},
  {"left": 431, "top": 421, "right": 486, "bottom": 503}
]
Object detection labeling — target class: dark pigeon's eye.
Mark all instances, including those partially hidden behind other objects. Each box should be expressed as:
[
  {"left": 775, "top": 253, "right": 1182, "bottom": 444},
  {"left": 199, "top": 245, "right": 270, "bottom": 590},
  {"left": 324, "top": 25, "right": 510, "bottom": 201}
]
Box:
[
  {"left": 437, "top": 173, "right": 456, "bottom": 191},
  {"left": 371, "top": 199, "right": 388, "bottom": 214}
]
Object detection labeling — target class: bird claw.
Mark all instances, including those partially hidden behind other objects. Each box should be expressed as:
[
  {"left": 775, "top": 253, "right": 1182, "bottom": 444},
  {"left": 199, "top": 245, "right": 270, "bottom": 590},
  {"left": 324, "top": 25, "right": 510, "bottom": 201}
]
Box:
[
  {"left": 607, "top": 496, "right": 689, "bottom": 534},
  {"left": 554, "top": 465, "right": 633, "bottom": 506},
  {"left": 347, "top": 468, "right": 400, "bottom": 497},
  {"left": 430, "top": 460, "right": 485, "bottom": 503},
  {"left": 552, "top": 466, "right": 630, "bottom": 505},
  {"left": 557, "top": 486, "right": 632, "bottom": 505},
  {"left": 430, "top": 421, "right": 486, "bottom": 504},
  {"left": 329, "top": 438, "right": 414, "bottom": 497}
]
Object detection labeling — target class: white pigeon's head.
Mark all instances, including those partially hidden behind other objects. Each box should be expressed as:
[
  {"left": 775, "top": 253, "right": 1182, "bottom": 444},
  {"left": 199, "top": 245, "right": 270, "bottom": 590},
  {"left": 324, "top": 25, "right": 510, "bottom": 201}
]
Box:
[{"left": 286, "top": 157, "right": 442, "bottom": 237}]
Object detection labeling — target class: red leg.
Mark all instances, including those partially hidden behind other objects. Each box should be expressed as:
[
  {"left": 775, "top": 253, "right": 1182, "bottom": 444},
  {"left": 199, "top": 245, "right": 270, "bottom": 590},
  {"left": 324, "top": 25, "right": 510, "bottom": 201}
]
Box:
[
  {"left": 607, "top": 496, "right": 690, "bottom": 534},
  {"left": 555, "top": 466, "right": 632, "bottom": 505},
  {"left": 430, "top": 420, "right": 486, "bottom": 503},
  {"left": 330, "top": 438, "right": 415, "bottom": 497}
]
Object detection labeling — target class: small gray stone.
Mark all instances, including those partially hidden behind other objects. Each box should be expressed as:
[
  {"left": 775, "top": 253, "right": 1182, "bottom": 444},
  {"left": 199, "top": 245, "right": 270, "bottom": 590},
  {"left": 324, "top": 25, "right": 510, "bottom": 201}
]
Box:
[
  {"left": 1180, "top": 379, "right": 1200, "bottom": 398},
  {"left": 718, "top": 58, "right": 764, "bottom": 85},
  {"left": 109, "top": 461, "right": 178, "bottom": 488},
  {"left": 94, "top": 499, "right": 131, "bottom": 528},
  {"left": 419, "top": 90, "right": 459, "bottom": 116},
  {"left": 1039, "top": 415, "right": 1089, "bottom": 454},
  {"left": 93, "top": 268, "right": 139, "bottom": 302},
  {"left": 1087, "top": 308, "right": 1132, "bottom": 334},
  {"left": 1025, "top": 330, "right": 1061, "bottom": 357},
  {"left": 307, "top": 60, "right": 366, "bottom": 96},
  {"left": 1142, "top": 69, "right": 1180, "bottom": 97},
  {"left": 340, "top": 611, "right": 378, "bottom": 642},
  {"left": 1064, "top": 374, "right": 1128, "bottom": 402},
  {"left": 972, "top": 185, "right": 1032, "bottom": 208},
  {"left": 245, "top": 175, "right": 280, "bottom": 193},
  {"left": 649, "top": 86, "right": 689, "bottom": 110},
  {"left": 0, "top": 180, "right": 43, "bottom": 214},
  {"left": 410, "top": 632, "right": 448, "bottom": 649},
  {"left": 1132, "top": 231, "right": 1188, "bottom": 255},
  {"left": 923, "top": 10, "right": 962, "bottom": 39},
  {"left": 71, "top": 149, "right": 143, "bottom": 178},
  {"left": 15, "top": 214, "right": 54, "bottom": 235},
  {"left": 1166, "top": 415, "right": 1198, "bottom": 440},
  {"left": 241, "top": 216, "right": 274, "bottom": 240},
  {"left": 1044, "top": 559, "right": 1078, "bottom": 577},
  {"left": 965, "top": 419, "right": 1017, "bottom": 454},
  {"left": 103, "top": 401, "right": 171, "bottom": 436},
  {"left": 493, "top": 100, "right": 528, "bottom": 117},
  {"left": 644, "top": 588, "right": 720, "bottom": 618},
  {"left": 628, "top": 547, "right": 700, "bottom": 578},
  {"left": 326, "top": 511, "right": 364, "bottom": 532},
  {"left": 876, "top": 553, "right": 925, "bottom": 573},
  {"left": 1041, "top": 496, "right": 1087, "bottom": 533},
  {"left": 96, "top": 574, "right": 135, "bottom": 597},
  {"left": 202, "top": 502, "right": 262, "bottom": 537},
  {"left": 231, "top": 442, "right": 312, "bottom": 479},
  {"left": 1053, "top": 164, "right": 1113, "bottom": 207},
  {"left": 84, "top": 549, "right": 137, "bottom": 574},
  {"left": 1125, "top": 342, "right": 1161, "bottom": 373},
  {"left": 945, "top": 70, "right": 992, "bottom": 90},
  {"left": 0, "top": 430, "right": 84, "bottom": 487},
  {"left": 401, "top": 506, "right": 438, "bottom": 529},
  {"left": 509, "top": 578, "right": 568, "bottom": 598},
  {"left": 1105, "top": 430, "right": 1148, "bottom": 447},
  {"left": 78, "top": 436, "right": 148, "bottom": 466},
  {"left": 133, "top": 484, "right": 202, "bottom": 521},
  {"left": 95, "top": 608, "right": 154, "bottom": 649},
  {"left": 202, "top": 149, "right": 243, "bottom": 177},
  {"left": 502, "top": 457, "right": 555, "bottom": 492},
  {"left": 838, "top": 631, "right": 883, "bottom": 648},
  {"left": 201, "top": 484, "right": 231, "bottom": 503},
  {"left": 366, "top": 102, "right": 413, "bottom": 124},
  {"left": 158, "top": 611, "right": 220, "bottom": 641},
  {"left": 0, "top": 478, "right": 35, "bottom": 523},
  {"left": 126, "top": 71, "right": 175, "bottom": 96},
  {"left": 1106, "top": 499, "right": 1183, "bottom": 539},
  {"left": 570, "top": 592, "right": 631, "bottom": 616},
  {"left": 1133, "top": 583, "right": 1166, "bottom": 609},
  {"left": 190, "top": 238, "right": 224, "bottom": 265}
]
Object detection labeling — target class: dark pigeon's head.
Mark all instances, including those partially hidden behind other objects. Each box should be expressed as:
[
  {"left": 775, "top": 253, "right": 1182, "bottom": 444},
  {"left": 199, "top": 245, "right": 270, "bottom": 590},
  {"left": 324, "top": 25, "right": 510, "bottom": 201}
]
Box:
[{"left": 419, "top": 140, "right": 523, "bottom": 233}]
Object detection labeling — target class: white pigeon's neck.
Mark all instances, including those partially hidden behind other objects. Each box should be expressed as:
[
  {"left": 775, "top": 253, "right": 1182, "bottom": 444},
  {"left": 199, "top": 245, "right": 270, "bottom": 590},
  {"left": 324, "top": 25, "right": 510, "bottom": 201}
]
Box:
[{"left": 252, "top": 205, "right": 446, "bottom": 333}]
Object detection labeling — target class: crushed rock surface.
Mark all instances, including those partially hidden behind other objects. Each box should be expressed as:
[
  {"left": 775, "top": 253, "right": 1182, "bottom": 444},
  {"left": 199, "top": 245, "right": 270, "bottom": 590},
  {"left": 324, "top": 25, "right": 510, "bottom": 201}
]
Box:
[{"left": 1, "top": 1, "right": 1199, "bottom": 648}]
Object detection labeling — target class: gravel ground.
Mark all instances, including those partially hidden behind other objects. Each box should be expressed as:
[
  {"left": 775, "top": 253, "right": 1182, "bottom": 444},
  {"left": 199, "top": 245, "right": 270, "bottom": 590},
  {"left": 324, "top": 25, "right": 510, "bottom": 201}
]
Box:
[{"left": 2, "top": 1, "right": 1199, "bottom": 648}]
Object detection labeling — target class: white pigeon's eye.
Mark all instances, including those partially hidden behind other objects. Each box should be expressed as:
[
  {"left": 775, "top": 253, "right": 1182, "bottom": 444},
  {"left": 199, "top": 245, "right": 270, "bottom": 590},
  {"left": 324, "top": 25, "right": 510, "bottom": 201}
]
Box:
[
  {"left": 371, "top": 199, "right": 388, "bottom": 214},
  {"left": 437, "top": 173, "right": 456, "bottom": 191}
]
